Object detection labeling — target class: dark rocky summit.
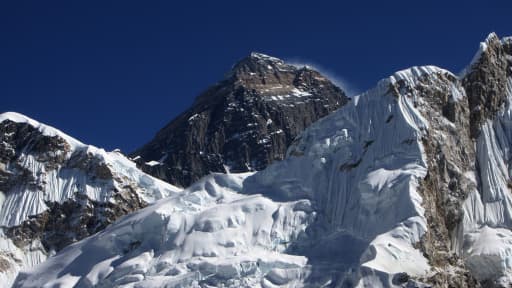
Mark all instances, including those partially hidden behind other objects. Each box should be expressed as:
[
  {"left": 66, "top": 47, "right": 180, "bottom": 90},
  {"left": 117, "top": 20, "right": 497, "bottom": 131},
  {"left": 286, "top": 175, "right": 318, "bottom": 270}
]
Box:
[
  {"left": 132, "top": 53, "right": 349, "bottom": 187},
  {"left": 463, "top": 33, "right": 511, "bottom": 138}
]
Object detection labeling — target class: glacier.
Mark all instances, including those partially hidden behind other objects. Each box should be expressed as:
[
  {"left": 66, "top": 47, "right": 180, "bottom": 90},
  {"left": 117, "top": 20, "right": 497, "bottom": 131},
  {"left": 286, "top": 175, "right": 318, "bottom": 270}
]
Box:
[
  {"left": 7, "top": 33, "right": 512, "bottom": 287},
  {"left": 13, "top": 66, "right": 442, "bottom": 287},
  {"left": 13, "top": 173, "right": 315, "bottom": 287}
]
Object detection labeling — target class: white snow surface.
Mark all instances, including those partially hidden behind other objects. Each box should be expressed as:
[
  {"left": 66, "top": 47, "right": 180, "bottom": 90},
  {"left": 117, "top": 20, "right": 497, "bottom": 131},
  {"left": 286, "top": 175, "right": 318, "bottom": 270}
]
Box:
[
  {"left": 0, "top": 112, "right": 86, "bottom": 149},
  {"left": 246, "top": 67, "right": 435, "bottom": 287},
  {"left": 0, "top": 112, "right": 180, "bottom": 227},
  {"left": 10, "top": 42, "right": 512, "bottom": 286},
  {"left": 461, "top": 71, "right": 512, "bottom": 284},
  {"left": 13, "top": 66, "right": 440, "bottom": 288},
  {"left": 14, "top": 173, "right": 315, "bottom": 288},
  {"left": 0, "top": 112, "right": 181, "bottom": 286}
]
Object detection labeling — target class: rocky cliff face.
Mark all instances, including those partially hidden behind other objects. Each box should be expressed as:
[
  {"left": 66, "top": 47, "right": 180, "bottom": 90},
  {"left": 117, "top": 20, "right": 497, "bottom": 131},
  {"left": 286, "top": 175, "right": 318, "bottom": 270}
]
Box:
[
  {"left": 463, "top": 33, "right": 511, "bottom": 138},
  {"left": 0, "top": 113, "right": 180, "bottom": 286},
  {"left": 132, "top": 53, "right": 349, "bottom": 187},
  {"left": 238, "top": 33, "right": 512, "bottom": 287}
]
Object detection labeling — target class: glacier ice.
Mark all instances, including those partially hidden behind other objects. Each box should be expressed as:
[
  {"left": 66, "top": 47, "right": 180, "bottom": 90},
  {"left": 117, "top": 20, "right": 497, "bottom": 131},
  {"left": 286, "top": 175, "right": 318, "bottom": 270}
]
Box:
[
  {"left": 8, "top": 34, "right": 512, "bottom": 287},
  {"left": 13, "top": 173, "right": 315, "bottom": 287},
  {"left": 12, "top": 66, "right": 444, "bottom": 288}
]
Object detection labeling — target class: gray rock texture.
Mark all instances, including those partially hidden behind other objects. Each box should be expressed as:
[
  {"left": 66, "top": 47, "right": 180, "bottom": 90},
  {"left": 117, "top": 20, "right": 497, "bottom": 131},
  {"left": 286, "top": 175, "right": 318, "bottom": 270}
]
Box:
[
  {"left": 411, "top": 33, "right": 512, "bottom": 287},
  {"left": 0, "top": 120, "right": 147, "bottom": 253},
  {"left": 463, "top": 33, "right": 510, "bottom": 138},
  {"left": 132, "top": 53, "right": 349, "bottom": 187}
]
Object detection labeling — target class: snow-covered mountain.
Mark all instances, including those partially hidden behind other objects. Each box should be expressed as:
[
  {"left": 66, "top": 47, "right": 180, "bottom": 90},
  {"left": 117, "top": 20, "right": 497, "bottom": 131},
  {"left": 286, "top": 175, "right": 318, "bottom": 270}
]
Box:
[
  {"left": 5, "top": 32, "right": 512, "bottom": 287},
  {"left": 0, "top": 112, "right": 181, "bottom": 286},
  {"left": 132, "top": 53, "right": 348, "bottom": 188}
]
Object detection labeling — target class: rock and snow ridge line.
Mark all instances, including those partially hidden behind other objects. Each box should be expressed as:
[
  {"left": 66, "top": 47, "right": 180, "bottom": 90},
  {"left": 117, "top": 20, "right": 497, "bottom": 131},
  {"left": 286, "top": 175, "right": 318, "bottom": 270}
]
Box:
[
  {"left": 0, "top": 112, "right": 86, "bottom": 149},
  {"left": 12, "top": 64, "right": 445, "bottom": 288},
  {"left": 0, "top": 112, "right": 181, "bottom": 287},
  {"left": 131, "top": 51, "right": 348, "bottom": 188},
  {"left": 0, "top": 111, "right": 181, "bottom": 225},
  {"left": 7, "top": 32, "right": 512, "bottom": 287},
  {"left": 5, "top": 69, "right": 468, "bottom": 286}
]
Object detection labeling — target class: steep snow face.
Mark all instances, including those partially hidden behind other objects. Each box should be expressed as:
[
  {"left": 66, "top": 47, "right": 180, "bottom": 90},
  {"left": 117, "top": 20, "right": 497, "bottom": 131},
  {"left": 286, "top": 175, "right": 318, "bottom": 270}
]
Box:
[
  {"left": 13, "top": 67, "right": 446, "bottom": 288},
  {"left": 247, "top": 66, "right": 436, "bottom": 237},
  {"left": 14, "top": 173, "right": 316, "bottom": 288},
  {"left": 11, "top": 35, "right": 512, "bottom": 288},
  {"left": 0, "top": 112, "right": 180, "bottom": 286},
  {"left": 461, "top": 34, "right": 512, "bottom": 284},
  {"left": 245, "top": 67, "right": 444, "bottom": 286}
]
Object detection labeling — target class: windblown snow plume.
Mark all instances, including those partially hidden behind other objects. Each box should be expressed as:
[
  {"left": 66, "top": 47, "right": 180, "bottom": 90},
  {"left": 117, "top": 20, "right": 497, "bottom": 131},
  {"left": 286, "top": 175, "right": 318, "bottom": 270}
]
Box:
[{"left": 286, "top": 58, "right": 359, "bottom": 97}]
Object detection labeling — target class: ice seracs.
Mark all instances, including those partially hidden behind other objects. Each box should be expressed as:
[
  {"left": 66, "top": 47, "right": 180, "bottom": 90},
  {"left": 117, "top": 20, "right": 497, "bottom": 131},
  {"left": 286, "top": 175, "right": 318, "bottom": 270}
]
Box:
[
  {"left": 13, "top": 65, "right": 444, "bottom": 287},
  {"left": 13, "top": 173, "right": 316, "bottom": 287}
]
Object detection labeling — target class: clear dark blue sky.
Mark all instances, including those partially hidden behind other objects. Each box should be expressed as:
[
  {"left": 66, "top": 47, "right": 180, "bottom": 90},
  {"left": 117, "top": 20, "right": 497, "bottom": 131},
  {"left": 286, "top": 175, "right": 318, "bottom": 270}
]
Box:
[{"left": 1, "top": 1, "right": 511, "bottom": 152}]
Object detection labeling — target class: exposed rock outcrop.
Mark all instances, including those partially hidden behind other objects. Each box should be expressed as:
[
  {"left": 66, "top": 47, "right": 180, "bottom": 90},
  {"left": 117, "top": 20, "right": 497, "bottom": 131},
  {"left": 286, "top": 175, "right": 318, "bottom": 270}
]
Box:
[
  {"left": 463, "top": 33, "right": 510, "bottom": 138},
  {"left": 0, "top": 119, "right": 145, "bottom": 252},
  {"left": 132, "top": 53, "right": 349, "bottom": 187},
  {"left": 0, "top": 113, "right": 180, "bottom": 286},
  {"left": 391, "top": 67, "right": 479, "bottom": 287}
]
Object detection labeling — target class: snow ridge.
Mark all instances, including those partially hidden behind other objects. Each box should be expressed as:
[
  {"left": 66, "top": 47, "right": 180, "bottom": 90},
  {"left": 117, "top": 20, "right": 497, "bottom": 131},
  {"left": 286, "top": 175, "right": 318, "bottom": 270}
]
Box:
[
  {"left": 462, "top": 72, "right": 512, "bottom": 285},
  {"left": 13, "top": 65, "right": 441, "bottom": 288},
  {"left": 8, "top": 33, "right": 512, "bottom": 288},
  {"left": 0, "top": 113, "right": 181, "bottom": 286},
  {"left": 0, "top": 112, "right": 86, "bottom": 149}
]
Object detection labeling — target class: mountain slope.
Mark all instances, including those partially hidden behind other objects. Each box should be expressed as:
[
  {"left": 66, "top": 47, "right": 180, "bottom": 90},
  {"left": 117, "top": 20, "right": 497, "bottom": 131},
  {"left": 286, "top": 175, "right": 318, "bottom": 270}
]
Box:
[
  {"left": 132, "top": 53, "right": 349, "bottom": 187},
  {"left": 13, "top": 172, "right": 316, "bottom": 288},
  {"left": 460, "top": 33, "right": 512, "bottom": 285},
  {"left": 10, "top": 33, "right": 512, "bottom": 288},
  {"left": 0, "top": 112, "right": 181, "bottom": 286},
  {"left": 13, "top": 64, "right": 454, "bottom": 287}
]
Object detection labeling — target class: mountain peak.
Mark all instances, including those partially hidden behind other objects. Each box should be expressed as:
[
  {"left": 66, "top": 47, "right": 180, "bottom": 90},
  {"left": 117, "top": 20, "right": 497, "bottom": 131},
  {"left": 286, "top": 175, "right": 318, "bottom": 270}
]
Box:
[
  {"left": 484, "top": 31, "right": 500, "bottom": 44},
  {"left": 10, "top": 33, "right": 512, "bottom": 288},
  {"left": 227, "top": 52, "right": 295, "bottom": 79},
  {"left": 133, "top": 51, "right": 348, "bottom": 188},
  {"left": 0, "top": 111, "right": 40, "bottom": 126},
  {"left": 0, "top": 111, "right": 86, "bottom": 148},
  {"left": 462, "top": 32, "right": 512, "bottom": 138},
  {"left": 248, "top": 52, "right": 283, "bottom": 63},
  {"left": 464, "top": 32, "right": 507, "bottom": 74}
]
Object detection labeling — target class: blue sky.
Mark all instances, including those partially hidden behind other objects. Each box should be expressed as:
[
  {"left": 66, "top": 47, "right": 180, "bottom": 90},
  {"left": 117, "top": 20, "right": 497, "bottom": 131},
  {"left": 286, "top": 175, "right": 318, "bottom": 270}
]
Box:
[{"left": 1, "top": 0, "right": 511, "bottom": 152}]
